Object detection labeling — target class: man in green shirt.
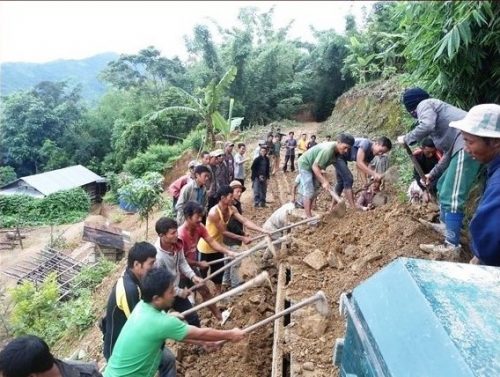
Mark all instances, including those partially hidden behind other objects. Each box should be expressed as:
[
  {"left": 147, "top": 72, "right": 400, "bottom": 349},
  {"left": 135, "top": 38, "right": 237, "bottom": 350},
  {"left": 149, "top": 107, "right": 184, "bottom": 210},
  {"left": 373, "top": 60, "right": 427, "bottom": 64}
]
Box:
[
  {"left": 297, "top": 133, "right": 354, "bottom": 219},
  {"left": 104, "top": 268, "right": 245, "bottom": 377}
]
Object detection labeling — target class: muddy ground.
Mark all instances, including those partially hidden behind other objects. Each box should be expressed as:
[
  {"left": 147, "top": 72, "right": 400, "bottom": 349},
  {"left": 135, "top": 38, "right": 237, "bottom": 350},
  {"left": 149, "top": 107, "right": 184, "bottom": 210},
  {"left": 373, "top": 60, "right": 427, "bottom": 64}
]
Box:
[{"left": 1, "top": 122, "right": 471, "bottom": 376}]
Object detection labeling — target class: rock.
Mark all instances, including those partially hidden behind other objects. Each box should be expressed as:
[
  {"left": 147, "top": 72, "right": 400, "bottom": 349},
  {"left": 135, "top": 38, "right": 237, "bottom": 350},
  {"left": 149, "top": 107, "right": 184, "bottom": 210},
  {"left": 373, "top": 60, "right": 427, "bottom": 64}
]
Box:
[
  {"left": 296, "top": 311, "right": 328, "bottom": 339},
  {"left": 343, "top": 244, "right": 358, "bottom": 257},
  {"left": 303, "top": 249, "right": 327, "bottom": 271},
  {"left": 303, "top": 361, "right": 315, "bottom": 371},
  {"left": 327, "top": 250, "right": 344, "bottom": 269},
  {"left": 248, "top": 294, "right": 262, "bottom": 305},
  {"left": 351, "top": 251, "right": 383, "bottom": 272},
  {"left": 185, "top": 371, "right": 201, "bottom": 377}
]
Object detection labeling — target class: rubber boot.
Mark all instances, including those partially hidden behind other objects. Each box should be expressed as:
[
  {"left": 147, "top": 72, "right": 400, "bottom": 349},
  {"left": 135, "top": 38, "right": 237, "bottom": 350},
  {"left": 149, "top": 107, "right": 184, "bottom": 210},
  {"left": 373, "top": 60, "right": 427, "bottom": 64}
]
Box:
[{"left": 443, "top": 211, "right": 464, "bottom": 247}]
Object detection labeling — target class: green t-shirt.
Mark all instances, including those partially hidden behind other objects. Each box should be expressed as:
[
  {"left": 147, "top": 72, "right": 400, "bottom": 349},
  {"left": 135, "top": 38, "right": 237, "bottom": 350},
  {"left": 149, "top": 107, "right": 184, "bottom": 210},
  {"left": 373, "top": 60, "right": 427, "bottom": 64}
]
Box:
[
  {"left": 104, "top": 300, "right": 189, "bottom": 377},
  {"left": 298, "top": 142, "right": 337, "bottom": 171}
]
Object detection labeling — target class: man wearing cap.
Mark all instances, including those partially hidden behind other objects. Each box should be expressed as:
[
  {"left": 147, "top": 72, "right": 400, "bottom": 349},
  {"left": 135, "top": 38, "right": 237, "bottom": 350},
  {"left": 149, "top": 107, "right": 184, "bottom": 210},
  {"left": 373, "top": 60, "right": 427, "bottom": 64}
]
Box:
[
  {"left": 253, "top": 140, "right": 267, "bottom": 160},
  {"left": 224, "top": 141, "right": 235, "bottom": 182},
  {"left": 397, "top": 88, "right": 481, "bottom": 255},
  {"left": 222, "top": 180, "right": 247, "bottom": 289},
  {"left": 449, "top": 104, "right": 500, "bottom": 266},
  {"left": 168, "top": 160, "right": 197, "bottom": 213},
  {"left": 175, "top": 165, "right": 211, "bottom": 225}
]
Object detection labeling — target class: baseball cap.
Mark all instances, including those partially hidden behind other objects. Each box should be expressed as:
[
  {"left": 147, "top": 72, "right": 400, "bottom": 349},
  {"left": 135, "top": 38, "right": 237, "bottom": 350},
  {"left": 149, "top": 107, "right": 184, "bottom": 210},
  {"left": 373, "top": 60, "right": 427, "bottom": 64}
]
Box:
[
  {"left": 450, "top": 104, "right": 500, "bottom": 138},
  {"left": 209, "top": 149, "right": 224, "bottom": 157},
  {"left": 224, "top": 141, "right": 235, "bottom": 148},
  {"left": 188, "top": 160, "right": 198, "bottom": 168},
  {"left": 258, "top": 139, "right": 266, "bottom": 146},
  {"left": 229, "top": 180, "right": 246, "bottom": 192}
]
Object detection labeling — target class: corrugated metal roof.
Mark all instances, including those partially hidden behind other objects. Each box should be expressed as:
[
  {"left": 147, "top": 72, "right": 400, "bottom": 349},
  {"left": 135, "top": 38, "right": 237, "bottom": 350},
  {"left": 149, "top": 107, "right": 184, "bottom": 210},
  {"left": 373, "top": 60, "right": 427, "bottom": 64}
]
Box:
[{"left": 2, "top": 165, "right": 104, "bottom": 196}]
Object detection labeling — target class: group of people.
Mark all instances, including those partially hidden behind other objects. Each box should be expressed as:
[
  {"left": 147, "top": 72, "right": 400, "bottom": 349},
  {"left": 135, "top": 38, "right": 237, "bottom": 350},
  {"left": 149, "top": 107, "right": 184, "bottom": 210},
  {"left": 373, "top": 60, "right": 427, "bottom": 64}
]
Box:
[{"left": 1, "top": 89, "right": 498, "bottom": 377}]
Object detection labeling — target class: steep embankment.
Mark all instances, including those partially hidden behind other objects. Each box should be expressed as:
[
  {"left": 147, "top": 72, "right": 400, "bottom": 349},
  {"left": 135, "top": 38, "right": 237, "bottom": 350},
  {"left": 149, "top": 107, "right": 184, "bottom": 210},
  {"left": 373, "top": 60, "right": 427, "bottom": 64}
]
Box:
[{"left": 323, "top": 76, "right": 408, "bottom": 139}]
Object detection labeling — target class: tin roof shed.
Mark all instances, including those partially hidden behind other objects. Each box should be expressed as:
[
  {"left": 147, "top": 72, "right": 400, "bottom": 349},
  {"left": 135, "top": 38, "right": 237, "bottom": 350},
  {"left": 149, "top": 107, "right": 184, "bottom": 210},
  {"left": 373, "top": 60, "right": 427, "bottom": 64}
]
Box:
[{"left": 0, "top": 165, "right": 104, "bottom": 198}]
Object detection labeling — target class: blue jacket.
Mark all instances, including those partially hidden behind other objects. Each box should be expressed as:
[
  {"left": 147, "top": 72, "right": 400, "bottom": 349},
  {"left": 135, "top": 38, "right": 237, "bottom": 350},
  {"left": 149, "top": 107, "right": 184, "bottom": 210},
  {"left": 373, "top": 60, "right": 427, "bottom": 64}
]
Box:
[{"left": 469, "top": 155, "right": 500, "bottom": 266}]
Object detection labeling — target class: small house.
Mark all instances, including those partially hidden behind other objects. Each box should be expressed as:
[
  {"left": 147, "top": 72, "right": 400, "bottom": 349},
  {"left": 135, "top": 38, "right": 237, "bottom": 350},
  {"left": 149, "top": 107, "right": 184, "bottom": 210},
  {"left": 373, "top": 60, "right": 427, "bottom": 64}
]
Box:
[{"left": 0, "top": 165, "right": 106, "bottom": 202}]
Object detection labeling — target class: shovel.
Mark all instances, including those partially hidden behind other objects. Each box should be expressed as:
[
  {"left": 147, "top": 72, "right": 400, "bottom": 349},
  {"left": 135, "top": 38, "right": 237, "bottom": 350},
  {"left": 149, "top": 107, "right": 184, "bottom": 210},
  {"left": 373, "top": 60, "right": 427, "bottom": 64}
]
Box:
[
  {"left": 327, "top": 188, "right": 347, "bottom": 218},
  {"left": 180, "top": 271, "right": 272, "bottom": 319},
  {"left": 214, "top": 291, "right": 330, "bottom": 345},
  {"left": 188, "top": 236, "right": 288, "bottom": 293}
]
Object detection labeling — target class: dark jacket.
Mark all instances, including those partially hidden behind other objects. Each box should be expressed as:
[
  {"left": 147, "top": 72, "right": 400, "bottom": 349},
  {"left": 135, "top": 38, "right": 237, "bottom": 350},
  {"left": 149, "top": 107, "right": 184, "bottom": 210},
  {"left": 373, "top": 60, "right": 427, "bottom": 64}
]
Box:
[
  {"left": 102, "top": 268, "right": 141, "bottom": 360},
  {"left": 413, "top": 148, "right": 442, "bottom": 190},
  {"left": 470, "top": 155, "right": 500, "bottom": 266},
  {"left": 56, "top": 359, "right": 102, "bottom": 377},
  {"left": 251, "top": 155, "right": 270, "bottom": 181}
]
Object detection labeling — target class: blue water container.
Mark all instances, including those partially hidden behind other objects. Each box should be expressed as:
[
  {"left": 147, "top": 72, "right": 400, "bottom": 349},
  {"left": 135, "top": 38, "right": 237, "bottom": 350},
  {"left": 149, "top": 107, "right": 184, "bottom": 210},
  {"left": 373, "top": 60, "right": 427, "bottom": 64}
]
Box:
[{"left": 333, "top": 258, "right": 500, "bottom": 377}]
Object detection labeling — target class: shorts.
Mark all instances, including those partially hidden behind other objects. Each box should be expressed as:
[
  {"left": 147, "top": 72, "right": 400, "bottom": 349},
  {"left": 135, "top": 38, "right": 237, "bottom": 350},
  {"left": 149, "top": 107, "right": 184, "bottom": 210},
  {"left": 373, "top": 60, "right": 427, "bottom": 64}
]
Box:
[
  {"left": 299, "top": 168, "right": 315, "bottom": 199},
  {"left": 199, "top": 252, "right": 225, "bottom": 285}
]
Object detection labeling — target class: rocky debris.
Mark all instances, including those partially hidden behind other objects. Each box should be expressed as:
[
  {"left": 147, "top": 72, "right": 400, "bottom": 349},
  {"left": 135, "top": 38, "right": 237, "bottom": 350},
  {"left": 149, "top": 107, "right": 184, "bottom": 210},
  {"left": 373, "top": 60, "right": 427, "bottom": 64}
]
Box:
[
  {"left": 327, "top": 249, "right": 344, "bottom": 269},
  {"left": 185, "top": 370, "right": 201, "bottom": 377},
  {"left": 343, "top": 244, "right": 358, "bottom": 257},
  {"left": 303, "top": 249, "right": 327, "bottom": 271},
  {"left": 351, "top": 251, "right": 383, "bottom": 272},
  {"left": 302, "top": 361, "right": 315, "bottom": 371}
]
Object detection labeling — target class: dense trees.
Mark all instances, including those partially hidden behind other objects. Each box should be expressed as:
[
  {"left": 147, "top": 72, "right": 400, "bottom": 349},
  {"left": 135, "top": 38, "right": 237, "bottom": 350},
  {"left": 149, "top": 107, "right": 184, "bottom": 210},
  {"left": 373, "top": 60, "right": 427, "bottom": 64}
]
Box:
[{"left": 1, "top": 2, "right": 497, "bottom": 179}]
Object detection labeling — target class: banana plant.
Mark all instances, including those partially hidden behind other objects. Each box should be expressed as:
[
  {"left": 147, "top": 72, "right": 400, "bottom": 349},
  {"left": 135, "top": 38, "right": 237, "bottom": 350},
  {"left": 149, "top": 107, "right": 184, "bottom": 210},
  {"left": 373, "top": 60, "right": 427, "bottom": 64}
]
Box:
[{"left": 149, "top": 66, "right": 237, "bottom": 147}]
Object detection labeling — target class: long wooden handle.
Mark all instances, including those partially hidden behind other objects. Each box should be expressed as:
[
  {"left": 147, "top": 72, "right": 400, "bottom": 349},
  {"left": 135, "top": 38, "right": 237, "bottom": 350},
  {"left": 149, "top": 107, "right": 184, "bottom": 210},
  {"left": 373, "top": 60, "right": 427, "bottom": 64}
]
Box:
[
  {"left": 189, "top": 236, "right": 287, "bottom": 293},
  {"left": 216, "top": 291, "right": 325, "bottom": 345},
  {"left": 401, "top": 142, "right": 436, "bottom": 201},
  {"left": 250, "top": 216, "right": 320, "bottom": 242},
  {"left": 181, "top": 271, "right": 269, "bottom": 317},
  {"left": 328, "top": 189, "right": 343, "bottom": 203}
]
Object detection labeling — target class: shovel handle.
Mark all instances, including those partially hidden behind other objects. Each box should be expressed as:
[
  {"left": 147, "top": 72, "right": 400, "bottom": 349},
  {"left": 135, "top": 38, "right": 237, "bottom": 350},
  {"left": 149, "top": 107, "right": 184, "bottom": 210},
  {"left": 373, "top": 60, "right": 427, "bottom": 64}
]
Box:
[
  {"left": 181, "top": 271, "right": 269, "bottom": 318},
  {"left": 216, "top": 291, "right": 325, "bottom": 345},
  {"left": 189, "top": 236, "right": 287, "bottom": 293},
  {"left": 328, "top": 189, "right": 343, "bottom": 203},
  {"left": 250, "top": 216, "right": 320, "bottom": 242}
]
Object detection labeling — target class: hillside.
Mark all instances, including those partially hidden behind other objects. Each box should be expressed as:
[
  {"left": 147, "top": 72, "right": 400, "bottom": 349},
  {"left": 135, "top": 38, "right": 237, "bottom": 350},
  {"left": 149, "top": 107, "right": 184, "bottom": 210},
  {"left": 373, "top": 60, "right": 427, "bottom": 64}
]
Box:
[
  {"left": 322, "top": 76, "right": 409, "bottom": 139},
  {"left": 0, "top": 52, "right": 119, "bottom": 103}
]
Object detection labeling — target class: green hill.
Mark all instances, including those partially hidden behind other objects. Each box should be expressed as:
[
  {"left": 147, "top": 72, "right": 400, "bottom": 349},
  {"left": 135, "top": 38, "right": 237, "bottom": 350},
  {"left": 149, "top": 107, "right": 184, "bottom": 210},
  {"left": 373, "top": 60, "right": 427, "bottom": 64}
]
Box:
[{"left": 0, "top": 52, "right": 119, "bottom": 104}]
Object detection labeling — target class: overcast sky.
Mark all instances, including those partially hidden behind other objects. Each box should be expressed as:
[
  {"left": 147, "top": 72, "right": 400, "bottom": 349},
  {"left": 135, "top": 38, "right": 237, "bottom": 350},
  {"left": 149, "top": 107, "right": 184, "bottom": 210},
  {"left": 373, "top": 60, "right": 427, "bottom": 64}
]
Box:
[{"left": 0, "top": 1, "right": 373, "bottom": 64}]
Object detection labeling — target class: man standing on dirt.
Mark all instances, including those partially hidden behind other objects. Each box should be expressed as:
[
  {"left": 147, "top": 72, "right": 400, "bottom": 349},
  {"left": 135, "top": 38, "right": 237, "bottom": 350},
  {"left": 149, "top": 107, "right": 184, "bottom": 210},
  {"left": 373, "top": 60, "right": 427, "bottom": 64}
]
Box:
[
  {"left": 224, "top": 141, "right": 235, "bottom": 182},
  {"left": 175, "top": 165, "right": 211, "bottom": 225},
  {"left": 222, "top": 180, "right": 247, "bottom": 289},
  {"left": 197, "top": 186, "right": 269, "bottom": 295},
  {"left": 449, "top": 104, "right": 500, "bottom": 266},
  {"left": 334, "top": 136, "right": 392, "bottom": 208},
  {"left": 104, "top": 268, "right": 246, "bottom": 377},
  {"left": 251, "top": 145, "right": 271, "bottom": 208},
  {"left": 154, "top": 217, "right": 206, "bottom": 327},
  {"left": 234, "top": 143, "right": 248, "bottom": 186},
  {"left": 298, "top": 134, "right": 355, "bottom": 220},
  {"left": 102, "top": 242, "right": 167, "bottom": 365},
  {"left": 297, "top": 133, "right": 308, "bottom": 159},
  {"left": 283, "top": 131, "right": 297, "bottom": 172},
  {"left": 178, "top": 201, "right": 237, "bottom": 322},
  {"left": 272, "top": 133, "right": 282, "bottom": 175},
  {"left": 397, "top": 87, "right": 481, "bottom": 255}
]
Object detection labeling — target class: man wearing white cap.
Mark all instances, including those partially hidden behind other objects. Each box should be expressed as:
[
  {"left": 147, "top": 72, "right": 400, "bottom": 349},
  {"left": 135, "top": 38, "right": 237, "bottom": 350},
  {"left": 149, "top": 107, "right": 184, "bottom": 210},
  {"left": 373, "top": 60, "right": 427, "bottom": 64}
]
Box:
[{"left": 450, "top": 104, "right": 500, "bottom": 266}]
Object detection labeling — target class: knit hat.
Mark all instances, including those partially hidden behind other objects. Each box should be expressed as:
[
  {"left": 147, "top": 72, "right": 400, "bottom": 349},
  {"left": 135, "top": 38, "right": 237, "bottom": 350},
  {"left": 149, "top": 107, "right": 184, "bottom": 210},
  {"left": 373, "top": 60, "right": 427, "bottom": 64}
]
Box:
[
  {"left": 402, "top": 88, "right": 430, "bottom": 113},
  {"left": 450, "top": 104, "right": 500, "bottom": 138}
]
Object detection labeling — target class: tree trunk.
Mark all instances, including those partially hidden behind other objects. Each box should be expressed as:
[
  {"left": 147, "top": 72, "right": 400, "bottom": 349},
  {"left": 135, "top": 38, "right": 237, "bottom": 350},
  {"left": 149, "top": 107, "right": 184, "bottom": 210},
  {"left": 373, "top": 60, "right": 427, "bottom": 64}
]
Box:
[{"left": 206, "top": 117, "right": 216, "bottom": 148}]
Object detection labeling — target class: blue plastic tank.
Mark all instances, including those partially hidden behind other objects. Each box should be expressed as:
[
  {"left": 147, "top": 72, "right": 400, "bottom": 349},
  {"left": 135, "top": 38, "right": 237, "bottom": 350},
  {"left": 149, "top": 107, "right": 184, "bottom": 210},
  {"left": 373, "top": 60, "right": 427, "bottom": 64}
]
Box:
[{"left": 333, "top": 258, "right": 500, "bottom": 377}]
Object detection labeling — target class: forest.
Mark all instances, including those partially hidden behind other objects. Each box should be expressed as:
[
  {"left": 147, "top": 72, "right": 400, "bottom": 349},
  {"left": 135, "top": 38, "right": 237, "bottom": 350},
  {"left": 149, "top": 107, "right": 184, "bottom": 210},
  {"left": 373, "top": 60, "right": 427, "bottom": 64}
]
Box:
[{"left": 0, "top": 1, "right": 498, "bottom": 183}]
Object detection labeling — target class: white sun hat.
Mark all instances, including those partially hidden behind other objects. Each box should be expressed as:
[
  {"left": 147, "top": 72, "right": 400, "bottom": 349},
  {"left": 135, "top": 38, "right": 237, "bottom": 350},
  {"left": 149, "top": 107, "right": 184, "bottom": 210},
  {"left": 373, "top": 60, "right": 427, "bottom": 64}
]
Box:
[{"left": 450, "top": 104, "right": 500, "bottom": 138}]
